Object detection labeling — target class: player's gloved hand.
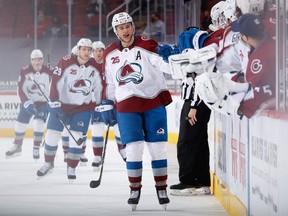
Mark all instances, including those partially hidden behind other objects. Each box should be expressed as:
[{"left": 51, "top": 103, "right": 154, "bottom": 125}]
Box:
[
  {"left": 100, "top": 100, "right": 117, "bottom": 126},
  {"left": 243, "top": 82, "right": 254, "bottom": 101},
  {"left": 92, "top": 105, "right": 103, "bottom": 123},
  {"left": 23, "top": 100, "right": 37, "bottom": 116},
  {"left": 180, "top": 62, "right": 204, "bottom": 74},
  {"left": 48, "top": 101, "right": 64, "bottom": 117},
  {"left": 178, "top": 27, "right": 209, "bottom": 51},
  {"left": 156, "top": 44, "right": 181, "bottom": 63}
]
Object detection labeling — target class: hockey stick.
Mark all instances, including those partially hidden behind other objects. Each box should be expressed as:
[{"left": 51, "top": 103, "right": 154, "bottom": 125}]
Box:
[
  {"left": 90, "top": 124, "right": 110, "bottom": 188},
  {"left": 29, "top": 75, "right": 83, "bottom": 145}
]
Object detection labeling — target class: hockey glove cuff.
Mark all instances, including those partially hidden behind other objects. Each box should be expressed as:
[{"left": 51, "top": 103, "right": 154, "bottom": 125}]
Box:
[
  {"left": 92, "top": 106, "right": 103, "bottom": 123},
  {"left": 178, "top": 27, "right": 210, "bottom": 51},
  {"left": 23, "top": 100, "right": 37, "bottom": 116},
  {"left": 100, "top": 100, "right": 117, "bottom": 126},
  {"left": 48, "top": 101, "right": 64, "bottom": 117},
  {"left": 157, "top": 44, "right": 180, "bottom": 63}
]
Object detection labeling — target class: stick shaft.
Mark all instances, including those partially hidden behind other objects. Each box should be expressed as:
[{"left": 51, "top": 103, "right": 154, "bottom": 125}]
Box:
[
  {"left": 30, "top": 75, "right": 83, "bottom": 145},
  {"left": 90, "top": 125, "right": 110, "bottom": 188}
]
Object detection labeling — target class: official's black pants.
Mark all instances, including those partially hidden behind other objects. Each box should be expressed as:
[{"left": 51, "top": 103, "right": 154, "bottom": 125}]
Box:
[{"left": 177, "top": 100, "right": 211, "bottom": 187}]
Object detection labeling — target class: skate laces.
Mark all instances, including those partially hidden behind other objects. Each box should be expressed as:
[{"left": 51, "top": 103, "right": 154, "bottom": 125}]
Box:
[
  {"left": 93, "top": 156, "right": 102, "bottom": 163},
  {"left": 157, "top": 190, "right": 168, "bottom": 198},
  {"left": 33, "top": 148, "right": 39, "bottom": 154},
  {"left": 67, "top": 167, "right": 76, "bottom": 175},
  {"left": 130, "top": 190, "right": 140, "bottom": 199},
  {"left": 9, "top": 144, "right": 21, "bottom": 152},
  {"left": 39, "top": 162, "right": 52, "bottom": 173},
  {"left": 80, "top": 153, "right": 87, "bottom": 159}
]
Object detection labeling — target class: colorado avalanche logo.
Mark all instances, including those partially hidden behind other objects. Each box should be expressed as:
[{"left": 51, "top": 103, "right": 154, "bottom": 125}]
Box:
[
  {"left": 68, "top": 79, "right": 92, "bottom": 96},
  {"left": 27, "top": 83, "right": 44, "bottom": 97},
  {"left": 116, "top": 60, "right": 143, "bottom": 86}
]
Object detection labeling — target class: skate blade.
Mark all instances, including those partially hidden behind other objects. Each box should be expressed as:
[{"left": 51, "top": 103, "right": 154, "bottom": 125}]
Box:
[
  {"left": 195, "top": 188, "right": 211, "bottom": 196},
  {"left": 37, "top": 169, "right": 53, "bottom": 180},
  {"left": 79, "top": 162, "right": 87, "bottom": 166},
  {"left": 68, "top": 179, "right": 75, "bottom": 184},
  {"left": 5, "top": 152, "right": 21, "bottom": 159},
  {"left": 170, "top": 188, "right": 196, "bottom": 196},
  {"left": 161, "top": 204, "right": 168, "bottom": 210},
  {"left": 93, "top": 166, "right": 100, "bottom": 172},
  {"left": 130, "top": 204, "right": 137, "bottom": 211},
  {"left": 179, "top": 188, "right": 197, "bottom": 196}
]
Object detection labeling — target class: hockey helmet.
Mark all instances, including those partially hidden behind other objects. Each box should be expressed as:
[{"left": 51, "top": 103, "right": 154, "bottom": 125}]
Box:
[
  {"left": 236, "top": 0, "right": 265, "bottom": 15},
  {"left": 30, "top": 49, "right": 43, "bottom": 59},
  {"left": 71, "top": 45, "right": 78, "bottom": 55},
  {"left": 112, "top": 12, "right": 134, "bottom": 33},
  {"left": 209, "top": 1, "right": 226, "bottom": 31},
  {"left": 223, "top": 0, "right": 238, "bottom": 23},
  {"left": 92, "top": 41, "right": 105, "bottom": 50},
  {"left": 77, "top": 38, "right": 93, "bottom": 49}
]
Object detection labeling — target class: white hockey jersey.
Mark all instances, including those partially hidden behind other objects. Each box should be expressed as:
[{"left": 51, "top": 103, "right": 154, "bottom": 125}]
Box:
[
  {"left": 206, "top": 26, "right": 250, "bottom": 77},
  {"left": 103, "top": 36, "right": 172, "bottom": 112},
  {"left": 50, "top": 55, "right": 103, "bottom": 113},
  {"left": 18, "top": 64, "right": 53, "bottom": 105}
]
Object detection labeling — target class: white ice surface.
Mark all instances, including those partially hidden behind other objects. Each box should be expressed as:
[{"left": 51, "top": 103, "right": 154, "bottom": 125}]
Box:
[{"left": 0, "top": 137, "right": 228, "bottom": 216}]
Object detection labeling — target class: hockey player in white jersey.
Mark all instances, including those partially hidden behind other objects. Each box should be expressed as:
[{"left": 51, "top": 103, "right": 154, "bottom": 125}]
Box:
[
  {"left": 90, "top": 41, "right": 126, "bottom": 168},
  {"left": 100, "top": 12, "right": 172, "bottom": 210},
  {"left": 159, "top": 0, "right": 255, "bottom": 116},
  {"left": 37, "top": 38, "right": 104, "bottom": 180},
  {"left": 5, "top": 49, "right": 53, "bottom": 160},
  {"left": 61, "top": 46, "right": 88, "bottom": 164}
]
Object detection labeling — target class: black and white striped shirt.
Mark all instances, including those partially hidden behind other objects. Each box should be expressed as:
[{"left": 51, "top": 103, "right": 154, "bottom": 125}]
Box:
[{"left": 181, "top": 75, "right": 200, "bottom": 108}]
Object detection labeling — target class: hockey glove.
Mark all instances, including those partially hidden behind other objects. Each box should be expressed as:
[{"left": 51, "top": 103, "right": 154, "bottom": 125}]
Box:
[
  {"left": 48, "top": 101, "right": 64, "bottom": 117},
  {"left": 178, "top": 27, "right": 210, "bottom": 51},
  {"left": 156, "top": 44, "right": 181, "bottom": 63},
  {"left": 23, "top": 100, "right": 37, "bottom": 116},
  {"left": 92, "top": 106, "right": 103, "bottom": 123},
  {"left": 100, "top": 100, "right": 117, "bottom": 126}
]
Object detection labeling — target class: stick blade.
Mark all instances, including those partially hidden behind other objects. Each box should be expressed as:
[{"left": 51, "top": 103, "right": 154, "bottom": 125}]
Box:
[
  {"left": 90, "top": 180, "right": 101, "bottom": 188},
  {"left": 77, "top": 138, "right": 84, "bottom": 145}
]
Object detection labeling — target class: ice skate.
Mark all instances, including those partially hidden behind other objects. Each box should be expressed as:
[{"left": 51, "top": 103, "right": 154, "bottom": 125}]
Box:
[
  {"left": 156, "top": 189, "right": 170, "bottom": 210},
  {"left": 170, "top": 182, "right": 196, "bottom": 196},
  {"left": 5, "top": 144, "right": 22, "bottom": 158},
  {"left": 37, "top": 162, "right": 54, "bottom": 178},
  {"left": 80, "top": 153, "right": 88, "bottom": 166},
  {"left": 92, "top": 156, "right": 102, "bottom": 171},
  {"left": 67, "top": 166, "right": 76, "bottom": 183},
  {"left": 178, "top": 188, "right": 197, "bottom": 196},
  {"left": 33, "top": 147, "right": 40, "bottom": 160},
  {"left": 127, "top": 190, "right": 141, "bottom": 211},
  {"left": 195, "top": 187, "right": 211, "bottom": 195}
]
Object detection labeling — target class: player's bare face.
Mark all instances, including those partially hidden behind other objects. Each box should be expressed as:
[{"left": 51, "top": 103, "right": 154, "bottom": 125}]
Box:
[
  {"left": 31, "top": 58, "right": 43, "bottom": 72},
  {"left": 93, "top": 48, "right": 104, "bottom": 63},
  {"left": 78, "top": 47, "right": 92, "bottom": 63},
  {"left": 116, "top": 23, "right": 134, "bottom": 47}
]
